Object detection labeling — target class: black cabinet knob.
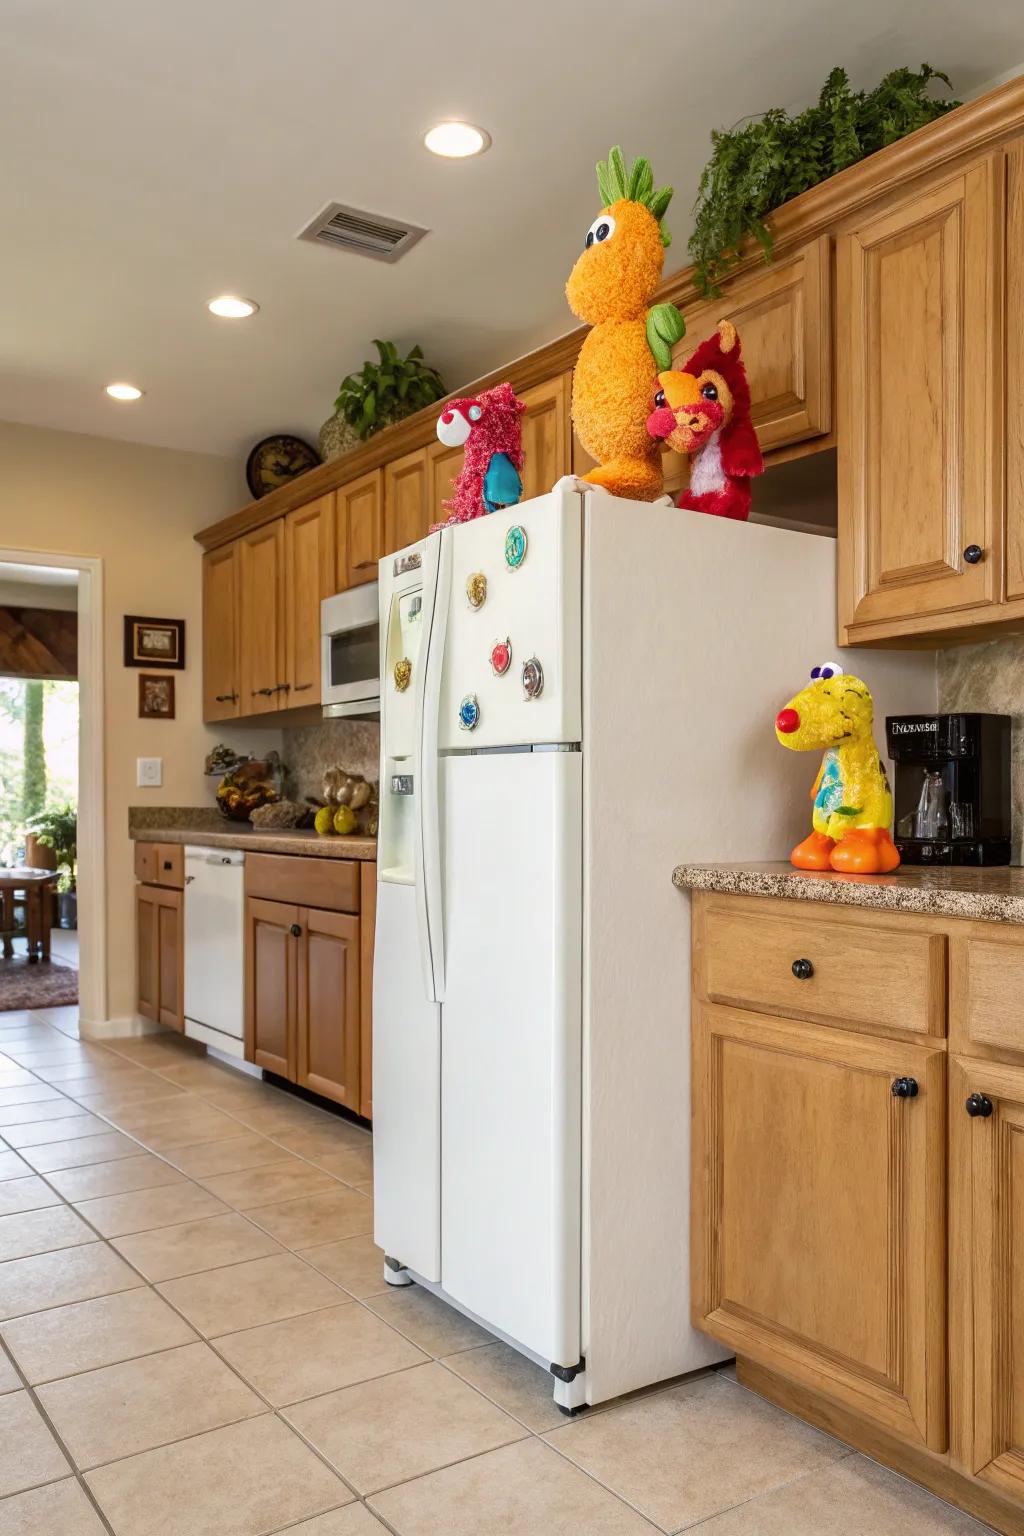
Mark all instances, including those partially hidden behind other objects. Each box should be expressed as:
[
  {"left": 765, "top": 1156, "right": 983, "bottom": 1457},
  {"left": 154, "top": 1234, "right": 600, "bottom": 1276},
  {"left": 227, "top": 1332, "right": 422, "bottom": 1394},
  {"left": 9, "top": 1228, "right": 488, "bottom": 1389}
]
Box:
[
  {"left": 963, "top": 545, "right": 984, "bottom": 565},
  {"left": 965, "top": 1092, "right": 993, "bottom": 1118},
  {"left": 891, "top": 1077, "right": 919, "bottom": 1099},
  {"left": 791, "top": 958, "right": 814, "bottom": 980},
  {"left": 289, "top": 923, "right": 302, "bottom": 938}
]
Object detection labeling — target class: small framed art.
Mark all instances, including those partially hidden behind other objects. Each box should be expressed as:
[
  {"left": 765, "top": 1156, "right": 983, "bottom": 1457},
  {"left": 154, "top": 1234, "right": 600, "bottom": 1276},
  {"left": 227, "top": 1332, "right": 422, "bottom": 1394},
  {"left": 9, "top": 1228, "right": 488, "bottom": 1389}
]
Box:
[
  {"left": 138, "top": 673, "right": 175, "bottom": 720},
  {"left": 124, "top": 616, "right": 185, "bottom": 670}
]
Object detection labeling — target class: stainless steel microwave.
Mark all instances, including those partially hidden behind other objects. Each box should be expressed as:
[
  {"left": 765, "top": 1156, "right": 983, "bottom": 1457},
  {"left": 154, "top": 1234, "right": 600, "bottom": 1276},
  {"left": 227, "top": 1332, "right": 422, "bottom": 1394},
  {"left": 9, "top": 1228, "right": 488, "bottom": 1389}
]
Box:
[{"left": 320, "top": 583, "right": 380, "bottom": 718}]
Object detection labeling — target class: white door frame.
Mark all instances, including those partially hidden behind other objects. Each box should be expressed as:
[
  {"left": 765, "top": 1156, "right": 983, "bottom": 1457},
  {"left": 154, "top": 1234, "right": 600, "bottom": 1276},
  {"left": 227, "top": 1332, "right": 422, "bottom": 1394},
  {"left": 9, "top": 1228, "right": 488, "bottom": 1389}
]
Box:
[{"left": 0, "top": 548, "right": 106, "bottom": 1025}]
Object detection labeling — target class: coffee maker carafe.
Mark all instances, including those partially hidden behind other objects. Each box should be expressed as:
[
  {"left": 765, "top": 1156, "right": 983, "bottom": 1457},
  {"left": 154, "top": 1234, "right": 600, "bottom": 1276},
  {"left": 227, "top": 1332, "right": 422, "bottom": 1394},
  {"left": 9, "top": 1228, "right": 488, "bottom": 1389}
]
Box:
[{"left": 885, "top": 713, "right": 1011, "bottom": 866}]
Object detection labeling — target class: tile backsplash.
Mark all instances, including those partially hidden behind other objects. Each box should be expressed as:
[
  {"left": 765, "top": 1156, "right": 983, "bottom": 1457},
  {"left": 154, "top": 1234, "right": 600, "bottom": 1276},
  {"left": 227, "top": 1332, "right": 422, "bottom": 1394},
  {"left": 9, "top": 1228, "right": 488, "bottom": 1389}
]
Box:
[
  {"left": 282, "top": 717, "right": 380, "bottom": 805},
  {"left": 938, "top": 635, "right": 1024, "bottom": 861}
]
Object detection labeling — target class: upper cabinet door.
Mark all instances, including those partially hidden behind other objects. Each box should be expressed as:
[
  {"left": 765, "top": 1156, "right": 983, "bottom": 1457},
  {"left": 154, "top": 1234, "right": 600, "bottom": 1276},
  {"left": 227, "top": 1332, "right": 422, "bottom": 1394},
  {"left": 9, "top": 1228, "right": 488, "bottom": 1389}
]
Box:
[
  {"left": 428, "top": 440, "right": 464, "bottom": 525},
  {"left": 519, "top": 374, "right": 570, "bottom": 504},
  {"left": 677, "top": 236, "right": 832, "bottom": 455},
  {"left": 1005, "top": 144, "right": 1024, "bottom": 603},
  {"left": 239, "top": 519, "right": 286, "bottom": 714},
  {"left": 692, "top": 1003, "right": 947, "bottom": 1451},
  {"left": 837, "top": 155, "right": 1005, "bottom": 643},
  {"left": 202, "top": 543, "right": 240, "bottom": 723},
  {"left": 338, "top": 469, "right": 384, "bottom": 590},
  {"left": 384, "top": 447, "right": 429, "bottom": 555},
  {"left": 284, "top": 495, "right": 335, "bottom": 706}
]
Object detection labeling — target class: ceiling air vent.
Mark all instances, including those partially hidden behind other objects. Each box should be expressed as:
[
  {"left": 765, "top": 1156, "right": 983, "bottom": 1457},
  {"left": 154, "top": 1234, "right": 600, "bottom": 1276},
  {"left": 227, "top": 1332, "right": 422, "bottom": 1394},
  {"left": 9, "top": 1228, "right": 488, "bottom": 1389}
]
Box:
[{"left": 297, "top": 201, "right": 428, "bottom": 264}]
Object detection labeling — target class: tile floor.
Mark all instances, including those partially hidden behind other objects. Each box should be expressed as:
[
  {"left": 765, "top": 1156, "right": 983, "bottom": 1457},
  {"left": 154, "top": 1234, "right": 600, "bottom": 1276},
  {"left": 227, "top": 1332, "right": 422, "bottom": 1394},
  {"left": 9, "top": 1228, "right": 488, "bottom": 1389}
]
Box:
[{"left": 0, "top": 1007, "right": 995, "bottom": 1535}]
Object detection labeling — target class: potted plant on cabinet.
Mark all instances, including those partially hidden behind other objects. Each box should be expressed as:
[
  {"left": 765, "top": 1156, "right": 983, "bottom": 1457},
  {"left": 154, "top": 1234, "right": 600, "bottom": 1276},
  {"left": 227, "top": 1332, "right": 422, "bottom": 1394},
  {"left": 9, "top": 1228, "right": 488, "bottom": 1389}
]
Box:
[
  {"left": 319, "top": 340, "right": 446, "bottom": 460},
  {"left": 23, "top": 804, "right": 77, "bottom": 928}
]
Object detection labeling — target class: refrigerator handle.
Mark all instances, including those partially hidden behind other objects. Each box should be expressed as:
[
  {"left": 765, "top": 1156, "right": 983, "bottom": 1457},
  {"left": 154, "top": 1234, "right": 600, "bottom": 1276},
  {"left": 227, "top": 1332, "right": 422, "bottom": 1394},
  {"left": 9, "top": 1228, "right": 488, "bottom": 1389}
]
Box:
[{"left": 414, "top": 533, "right": 451, "bottom": 1003}]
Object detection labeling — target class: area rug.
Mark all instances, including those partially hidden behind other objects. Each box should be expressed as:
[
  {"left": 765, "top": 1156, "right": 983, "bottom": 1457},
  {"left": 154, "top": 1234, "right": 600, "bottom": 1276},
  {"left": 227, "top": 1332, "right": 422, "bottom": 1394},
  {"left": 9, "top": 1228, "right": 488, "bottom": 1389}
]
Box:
[{"left": 0, "top": 956, "right": 79, "bottom": 1012}]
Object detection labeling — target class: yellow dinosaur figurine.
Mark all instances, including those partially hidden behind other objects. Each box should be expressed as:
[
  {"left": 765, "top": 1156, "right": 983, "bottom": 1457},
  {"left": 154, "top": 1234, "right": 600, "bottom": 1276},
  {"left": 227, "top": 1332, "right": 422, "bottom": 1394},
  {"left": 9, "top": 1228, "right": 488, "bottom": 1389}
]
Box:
[{"left": 775, "top": 663, "right": 900, "bottom": 874}]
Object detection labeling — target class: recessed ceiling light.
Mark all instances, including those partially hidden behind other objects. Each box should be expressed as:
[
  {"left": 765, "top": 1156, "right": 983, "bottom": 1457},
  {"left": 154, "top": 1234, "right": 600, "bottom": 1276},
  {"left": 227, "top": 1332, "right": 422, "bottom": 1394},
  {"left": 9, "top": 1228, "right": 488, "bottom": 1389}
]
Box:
[
  {"left": 423, "top": 122, "right": 491, "bottom": 159},
  {"left": 207, "top": 295, "right": 259, "bottom": 319},
  {"left": 105, "top": 382, "right": 143, "bottom": 401}
]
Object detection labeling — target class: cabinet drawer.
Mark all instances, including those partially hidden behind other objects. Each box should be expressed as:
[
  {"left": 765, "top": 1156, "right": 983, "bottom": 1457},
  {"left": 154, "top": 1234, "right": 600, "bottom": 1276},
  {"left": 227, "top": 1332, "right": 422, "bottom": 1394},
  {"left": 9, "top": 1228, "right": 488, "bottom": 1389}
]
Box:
[
  {"left": 134, "top": 841, "right": 157, "bottom": 883},
  {"left": 154, "top": 844, "right": 184, "bottom": 889},
  {"left": 951, "top": 932, "right": 1024, "bottom": 1058},
  {"left": 244, "top": 852, "right": 360, "bottom": 914},
  {"left": 698, "top": 901, "right": 946, "bottom": 1037}
]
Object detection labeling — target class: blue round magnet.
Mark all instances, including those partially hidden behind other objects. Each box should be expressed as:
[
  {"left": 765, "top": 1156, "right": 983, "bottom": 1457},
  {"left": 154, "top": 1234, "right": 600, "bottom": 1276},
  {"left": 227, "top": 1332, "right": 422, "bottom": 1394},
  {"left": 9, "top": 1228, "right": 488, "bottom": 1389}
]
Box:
[
  {"left": 505, "top": 524, "right": 528, "bottom": 570},
  {"left": 458, "top": 694, "right": 480, "bottom": 731}
]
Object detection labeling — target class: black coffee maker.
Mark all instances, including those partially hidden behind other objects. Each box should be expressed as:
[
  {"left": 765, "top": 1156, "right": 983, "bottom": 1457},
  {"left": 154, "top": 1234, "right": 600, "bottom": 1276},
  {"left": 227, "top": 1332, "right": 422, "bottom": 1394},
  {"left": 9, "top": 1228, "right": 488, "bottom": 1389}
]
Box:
[{"left": 885, "top": 713, "right": 1011, "bottom": 866}]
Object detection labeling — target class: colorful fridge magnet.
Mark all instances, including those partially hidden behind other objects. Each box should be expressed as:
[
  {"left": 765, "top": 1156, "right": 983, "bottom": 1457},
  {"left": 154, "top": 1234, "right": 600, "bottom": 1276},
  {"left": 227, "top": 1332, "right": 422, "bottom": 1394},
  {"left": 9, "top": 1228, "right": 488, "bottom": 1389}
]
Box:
[
  {"left": 522, "top": 657, "right": 544, "bottom": 700},
  {"left": 775, "top": 662, "right": 900, "bottom": 874},
  {"left": 490, "top": 638, "right": 512, "bottom": 676},
  {"left": 505, "top": 525, "right": 528, "bottom": 570},
  {"left": 393, "top": 657, "right": 412, "bottom": 693},
  {"left": 466, "top": 572, "right": 488, "bottom": 609},
  {"left": 432, "top": 383, "right": 526, "bottom": 530},
  {"left": 458, "top": 694, "right": 480, "bottom": 731}
]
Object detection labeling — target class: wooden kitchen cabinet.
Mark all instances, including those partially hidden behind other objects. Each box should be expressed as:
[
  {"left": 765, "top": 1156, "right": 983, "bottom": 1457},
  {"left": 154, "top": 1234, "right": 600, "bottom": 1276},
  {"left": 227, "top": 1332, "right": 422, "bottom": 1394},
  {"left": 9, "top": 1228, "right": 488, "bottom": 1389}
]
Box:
[
  {"left": 284, "top": 494, "right": 334, "bottom": 707},
  {"left": 384, "top": 447, "right": 431, "bottom": 555},
  {"left": 518, "top": 374, "right": 571, "bottom": 502},
  {"left": 136, "top": 882, "right": 184, "bottom": 1033},
  {"left": 428, "top": 439, "right": 463, "bottom": 523},
  {"left": 337, "top": 470, "right": 384, "bottom": 590},
  {"left": 297, "top": 907, "right": 361, "bottom": 1110},
  {"left": 692, "top": 1000, "right": 947, "bottom": 1450},
  {"left": 837, "top": 155, "right": 1005, "bottom": 644},
  {"left": 202, "top": 542, "right": 241, "bottom": 722},
  {"left": 239, "top": 518, "right": 285, "bottom": 714},
  {"left": 246, "top": 896, "right": 297, "bottom": 1078}
]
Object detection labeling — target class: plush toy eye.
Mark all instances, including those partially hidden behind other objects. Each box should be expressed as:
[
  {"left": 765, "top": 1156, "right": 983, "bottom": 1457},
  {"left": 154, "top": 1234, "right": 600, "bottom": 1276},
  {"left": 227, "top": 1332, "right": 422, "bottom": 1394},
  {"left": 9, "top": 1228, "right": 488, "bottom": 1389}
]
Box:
[
  {"left": 701, "top": 382, "right": 719, "bottom": 401},
  {"left": 584, "top": 213, "right": 616, "bottom": 249},
  {"left": 811, "top": 661, "right": 844, "bottom": 681},
  {"left": 467, "top": 405, "right": 482, "bottom": 422},
  {"left": 653, "top": 389, "right": 665, "bottom": 409}
]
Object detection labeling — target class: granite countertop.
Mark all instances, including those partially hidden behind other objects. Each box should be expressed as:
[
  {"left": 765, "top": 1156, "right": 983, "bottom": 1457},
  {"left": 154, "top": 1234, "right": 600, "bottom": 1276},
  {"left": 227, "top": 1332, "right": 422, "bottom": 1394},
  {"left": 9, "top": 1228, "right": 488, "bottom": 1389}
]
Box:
[
  {"left": 129, "top": 808, "right": 375, "bottom": 862},
  {"left": 673, "top": 861, "right": 1024, "bottom": 925}
]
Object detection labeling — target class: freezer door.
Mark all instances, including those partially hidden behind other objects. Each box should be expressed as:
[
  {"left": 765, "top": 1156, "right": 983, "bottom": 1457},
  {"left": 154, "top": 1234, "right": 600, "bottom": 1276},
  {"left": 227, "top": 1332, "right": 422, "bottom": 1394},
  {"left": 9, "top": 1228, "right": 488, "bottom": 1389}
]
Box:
[
  {"left": 436, "top": 488, "right": 582, "bottom": 751},
  {"left": 440, "top": 748, "right": 582, "bottom": 1367}
]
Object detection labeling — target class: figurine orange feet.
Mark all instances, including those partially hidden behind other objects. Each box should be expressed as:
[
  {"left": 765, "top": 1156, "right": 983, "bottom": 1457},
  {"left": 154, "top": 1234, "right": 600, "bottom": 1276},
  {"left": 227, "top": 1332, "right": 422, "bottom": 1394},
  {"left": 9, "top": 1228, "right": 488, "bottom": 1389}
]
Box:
[
  {"left": 828, "top": 827, "right": 901, "bottom": 875},
  {"left": 790, "top": 831, "right": 835, "bottom": 870}
]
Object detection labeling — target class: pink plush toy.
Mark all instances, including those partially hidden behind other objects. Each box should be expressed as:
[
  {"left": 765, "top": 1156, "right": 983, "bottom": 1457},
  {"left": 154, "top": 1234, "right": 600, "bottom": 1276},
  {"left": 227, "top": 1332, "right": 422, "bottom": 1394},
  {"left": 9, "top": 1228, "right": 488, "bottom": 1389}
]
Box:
[{"left": 432, "top": 382, "right": 526, "bottom": 529}]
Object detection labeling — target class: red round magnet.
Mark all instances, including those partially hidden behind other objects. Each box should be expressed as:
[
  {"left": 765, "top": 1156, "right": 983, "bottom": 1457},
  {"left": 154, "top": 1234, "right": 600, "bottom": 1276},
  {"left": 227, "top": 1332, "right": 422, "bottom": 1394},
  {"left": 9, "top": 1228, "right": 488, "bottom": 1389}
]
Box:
[{"left": 490, "top": 638, "right": 512, "bottom": 677}]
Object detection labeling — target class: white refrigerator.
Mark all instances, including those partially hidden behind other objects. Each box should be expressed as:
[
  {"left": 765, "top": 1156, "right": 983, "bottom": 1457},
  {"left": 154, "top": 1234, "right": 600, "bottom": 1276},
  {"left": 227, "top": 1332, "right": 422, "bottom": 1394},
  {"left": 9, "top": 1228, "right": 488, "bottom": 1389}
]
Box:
[{"left": 373, "top": 485, "right": 936, "bottom": 1412}]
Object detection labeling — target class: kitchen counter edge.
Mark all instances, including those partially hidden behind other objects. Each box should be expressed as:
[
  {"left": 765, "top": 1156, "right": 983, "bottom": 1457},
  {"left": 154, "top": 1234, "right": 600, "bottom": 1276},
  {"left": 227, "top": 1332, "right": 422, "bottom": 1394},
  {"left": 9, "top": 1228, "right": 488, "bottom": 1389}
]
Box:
[{"left": 130, "top": 825, "right": 377, "bottom": 862}]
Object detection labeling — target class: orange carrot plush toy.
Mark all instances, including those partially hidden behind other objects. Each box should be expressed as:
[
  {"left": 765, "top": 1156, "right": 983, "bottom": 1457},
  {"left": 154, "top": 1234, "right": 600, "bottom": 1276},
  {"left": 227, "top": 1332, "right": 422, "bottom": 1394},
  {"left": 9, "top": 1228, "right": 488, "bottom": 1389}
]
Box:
[{"left": 565, "top": 147, "right": 685, "bottom": 501}]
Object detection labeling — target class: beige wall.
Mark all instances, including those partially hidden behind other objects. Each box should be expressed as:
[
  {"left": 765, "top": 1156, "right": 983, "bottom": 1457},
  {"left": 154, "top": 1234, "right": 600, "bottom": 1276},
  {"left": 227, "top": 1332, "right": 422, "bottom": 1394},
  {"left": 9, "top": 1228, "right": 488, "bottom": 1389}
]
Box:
[{"left": 0, "top": 419, "right": 280, "bottom": 1021}]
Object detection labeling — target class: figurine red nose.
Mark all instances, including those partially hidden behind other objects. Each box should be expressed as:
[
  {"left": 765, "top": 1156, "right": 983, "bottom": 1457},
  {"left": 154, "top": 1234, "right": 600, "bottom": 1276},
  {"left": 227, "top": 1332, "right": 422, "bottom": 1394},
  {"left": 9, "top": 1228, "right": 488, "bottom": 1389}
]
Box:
[
  {"left": 776, "top": 708, "right": 800, "bottom": 734},
  {"left": 440, "top": 410, "right": 454, "bottom": 425}
]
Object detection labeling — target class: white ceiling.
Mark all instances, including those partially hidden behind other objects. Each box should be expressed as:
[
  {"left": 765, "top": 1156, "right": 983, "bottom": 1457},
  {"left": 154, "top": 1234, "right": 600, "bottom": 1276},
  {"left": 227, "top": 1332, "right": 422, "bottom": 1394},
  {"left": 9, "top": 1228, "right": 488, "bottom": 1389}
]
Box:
[{"left": 1, "top": 2, "right": 1020, "bottom": 477}]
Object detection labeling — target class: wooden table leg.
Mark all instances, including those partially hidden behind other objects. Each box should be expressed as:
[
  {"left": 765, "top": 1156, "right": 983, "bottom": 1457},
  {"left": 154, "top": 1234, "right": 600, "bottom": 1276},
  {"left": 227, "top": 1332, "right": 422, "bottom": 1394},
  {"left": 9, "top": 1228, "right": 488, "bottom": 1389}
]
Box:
[
  {"left": 0, "top": 889, "right": 12, "bottom": 960},
  {"left": 25, "top": 884, "right": 40, "bottom": 963},
  {"left": 38, "top": 881, "right": 52, "bottom": 961}
]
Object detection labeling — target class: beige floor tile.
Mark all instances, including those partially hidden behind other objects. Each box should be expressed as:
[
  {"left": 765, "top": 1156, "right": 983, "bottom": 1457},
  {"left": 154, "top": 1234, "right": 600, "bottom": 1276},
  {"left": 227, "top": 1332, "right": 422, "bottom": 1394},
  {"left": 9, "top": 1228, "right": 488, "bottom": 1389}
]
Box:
[
  {"left": 158, "top": 1251, "right": 345, "bottom": 1336},
  {"left": 544, "top": 1373, "right": 849, "bottom": 1531},
  {"left": 285, "top": 1360, "right": 527, "bottom": 1494},
  {"left": 275, "top": 1508, "right": 390, "bottom": 1536},
  {"left": 112, "top": 1211, "right": 284, "bottom": 1281},
  {"left": 71, "top": 1084, "right": 186, "bottom": 1113},
  {"left": 108, "top": 1095, "right": 224, "bottom": 1132},
  {"left": 366, "top": 1286, "right": 492, "bottom": 1357},
  {"left": 0, "top": 1242, "right": 142, "bottom": 1320},
  {"left": 0, "top": 1390, "right": 70, "bottom": 1495},
  {"left": 38, "top": 1340, "right": 263, "bottom": 1470},
  {"left": 275, "top": 1123, "right": 372, "bottom": 1157},
  {"left": 0, "top": 1098, "right": 93, "bottom": 1127},
  {"left": 0, "top": 1348, "right": 19, "bottom": 1392},
  {"left": 313, "top": 1145, "right": 374, "bottom": 1184},
  {"left": 444, "top": 1341, "right": 567, "bottom": 1432},
  {"left": 0, "top": 1177, "right": 62, "bottom": 1216},
  {"left": 165, "top": 1133, "right": 297, "bottom": 1178},
  {"left": 200, "top": 1159, "right": 338, "bottom": 1209},
  {"left": 0, "top": 1476, "right": 108, "bottom": 1535},
  {"left": 3, "top": 1286, "right": 196, "bottom": 1384},
  {"left": 46, "top": 1153, "right": 187, "bottom": 1202},
  {"left": 243, "top": 1188, "right": 373, "bottom": 1248},
  {"left": 0, "top": 1070, "right": 41, "bottom": 1087},
  {"left": 0, "top": 1206, "right": 97, "bottom": 1262},
  {"left": 215, "top": 1301, "right": 426, "bottom": 1406},
  {"left": 2, "top": 1114, "right": 106, "bottom": 1148},
  {"left": 19, "top": 1130, "right": 141, "bottom": 1173},
  {"left": 0, "top": 1083, "right": 66, "bottom": 1106},
  {"left": 690, "top": 1453, "right": 989, "bottom": 1533},
  {"left": 85, "top": 1413, "right": 352, "bottom": 1536},
  {"left": 354, "top": 1180, "right": 373, "bottom": 1196},
  {"left": 0, "top": 1150, "right": 33, "bottom": 1180},
  {"left": 298, "top": 1234, "right": 389, "bottom": 1299},
  {"left": 73, "top": 1180, "right": 230, "bottom": 1237},
  {"left": 369, "top": 1436, "right": 659, "bottom": 1535},
  {"left": 139, "top": 1113, "right": 249, "bottom": 1151}
]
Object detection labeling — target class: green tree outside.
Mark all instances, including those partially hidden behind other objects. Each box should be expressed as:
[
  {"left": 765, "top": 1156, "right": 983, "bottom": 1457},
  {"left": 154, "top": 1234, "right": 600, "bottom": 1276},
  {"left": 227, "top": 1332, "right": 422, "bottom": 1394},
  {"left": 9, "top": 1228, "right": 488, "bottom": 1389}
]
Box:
[{"left": 21, "top": 679, "right": 46, "bottom": 822}]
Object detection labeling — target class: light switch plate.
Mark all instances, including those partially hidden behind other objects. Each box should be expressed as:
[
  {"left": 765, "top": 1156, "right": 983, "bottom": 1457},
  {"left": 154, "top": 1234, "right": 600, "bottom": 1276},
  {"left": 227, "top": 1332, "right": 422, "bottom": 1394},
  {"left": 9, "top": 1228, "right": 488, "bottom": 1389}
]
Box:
[{"left": 137, "top": 757, "right": 163, "bottom": 788}]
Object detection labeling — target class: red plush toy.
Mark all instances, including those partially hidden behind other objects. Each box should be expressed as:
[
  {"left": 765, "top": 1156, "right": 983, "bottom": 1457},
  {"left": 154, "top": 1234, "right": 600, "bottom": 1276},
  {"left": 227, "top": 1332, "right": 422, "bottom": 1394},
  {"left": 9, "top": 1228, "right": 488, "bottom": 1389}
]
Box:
[
  {"left": 431, "top": 382, "right": 525, "bottom": 530},
  {"left": 645, "top": 320, "right": 763, "bottom": 521}
]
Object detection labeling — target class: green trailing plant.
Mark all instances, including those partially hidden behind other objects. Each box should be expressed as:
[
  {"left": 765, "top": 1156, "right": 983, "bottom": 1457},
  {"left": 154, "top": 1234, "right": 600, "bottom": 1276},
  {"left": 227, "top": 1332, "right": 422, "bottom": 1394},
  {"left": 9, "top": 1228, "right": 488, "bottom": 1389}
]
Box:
[
  {"left": 689, "top": 64, "right": 959, "bottom": 296},
  {"left": 334, "top": 340, "right": 446, "bottom": 442},
  {"left": 24, "top": 803, "right": 77, "bottom": 891}
]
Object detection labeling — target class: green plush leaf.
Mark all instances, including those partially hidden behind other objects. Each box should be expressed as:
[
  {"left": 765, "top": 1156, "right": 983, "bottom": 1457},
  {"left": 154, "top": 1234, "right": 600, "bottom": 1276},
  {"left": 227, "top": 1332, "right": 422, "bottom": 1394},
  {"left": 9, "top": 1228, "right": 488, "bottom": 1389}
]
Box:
[{"left": 646, "top": 303, "right": 687, "bottom": 370}]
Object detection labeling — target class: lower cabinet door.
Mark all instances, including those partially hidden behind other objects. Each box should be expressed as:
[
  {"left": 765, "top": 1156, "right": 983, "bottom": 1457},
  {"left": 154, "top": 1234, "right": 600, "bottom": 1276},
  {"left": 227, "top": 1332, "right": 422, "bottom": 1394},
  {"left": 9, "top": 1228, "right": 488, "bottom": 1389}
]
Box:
[
  {"left": 245, "top": 896, "right": 297, "bottom": 1077},
  {"left": 136, "top": 884, "right": 183, "bottom": 1031},
  {"left": 950, "top": 1055, "right": 1024, "bottom": 1497},
  {"left": 136, "top": 885, "right": 158, "bottom": 1022},
  {"left": 692, "top": 1003, "right": 947, "bottom": 1450},
  {"left": 296, "top": 907, "right": 360, "bottom": 1110}
]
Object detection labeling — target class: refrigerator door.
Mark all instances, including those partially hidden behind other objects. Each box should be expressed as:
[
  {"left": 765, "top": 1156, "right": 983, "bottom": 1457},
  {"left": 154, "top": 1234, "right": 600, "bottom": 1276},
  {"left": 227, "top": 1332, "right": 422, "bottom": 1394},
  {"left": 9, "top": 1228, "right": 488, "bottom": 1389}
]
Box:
[
  {"left": 439, "top": 746, "right": 583, "bottom": 1368},
  {"left": 436, "top": 488, "right": 582, "bottom": 752}
]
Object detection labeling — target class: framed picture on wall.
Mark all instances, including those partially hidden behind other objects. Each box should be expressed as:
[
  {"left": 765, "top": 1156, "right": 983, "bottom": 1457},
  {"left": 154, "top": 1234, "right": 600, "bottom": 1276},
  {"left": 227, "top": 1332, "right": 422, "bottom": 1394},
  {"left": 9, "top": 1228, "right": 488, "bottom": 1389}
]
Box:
[
  {"left": 138, "top": 673, "right": 175, "bottom": 720},
  {"left": 124, "top": 616, "right": 185, "bottom": 670}
]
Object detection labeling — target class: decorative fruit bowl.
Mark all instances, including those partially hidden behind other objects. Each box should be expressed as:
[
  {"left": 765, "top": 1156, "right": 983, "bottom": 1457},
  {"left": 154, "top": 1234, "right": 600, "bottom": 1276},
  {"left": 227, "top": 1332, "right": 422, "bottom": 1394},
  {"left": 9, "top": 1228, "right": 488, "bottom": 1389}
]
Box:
[{"left": 215, "top": 760, "right": 280, "bottom": 822}]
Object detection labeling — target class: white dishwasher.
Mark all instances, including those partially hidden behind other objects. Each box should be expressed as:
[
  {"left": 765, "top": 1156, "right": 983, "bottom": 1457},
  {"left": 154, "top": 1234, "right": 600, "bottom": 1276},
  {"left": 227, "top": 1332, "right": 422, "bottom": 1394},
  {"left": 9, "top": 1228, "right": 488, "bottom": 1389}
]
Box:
[{"left": 183, "top": 845, "right": 246, "bottom": 1060}]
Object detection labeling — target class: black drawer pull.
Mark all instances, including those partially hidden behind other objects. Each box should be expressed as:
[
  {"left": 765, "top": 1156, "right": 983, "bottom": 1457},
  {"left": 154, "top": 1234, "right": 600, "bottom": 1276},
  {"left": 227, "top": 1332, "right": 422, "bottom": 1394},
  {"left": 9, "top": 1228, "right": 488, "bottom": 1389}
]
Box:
[
  {"left": 289, "top": 923, "right": 302, "bottom": 938},
  {"left": 965, "top": 1092, "right": 993, "bottom": 1118},
  {"left": 963, "top": 545, "right": 984, "bottom": 565},
  {"left": 791, "top": 958, "right": 814, "bottom": 981},
  {"left": 891, "top": 1077, "right": 919, "bottom": 1099}
]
